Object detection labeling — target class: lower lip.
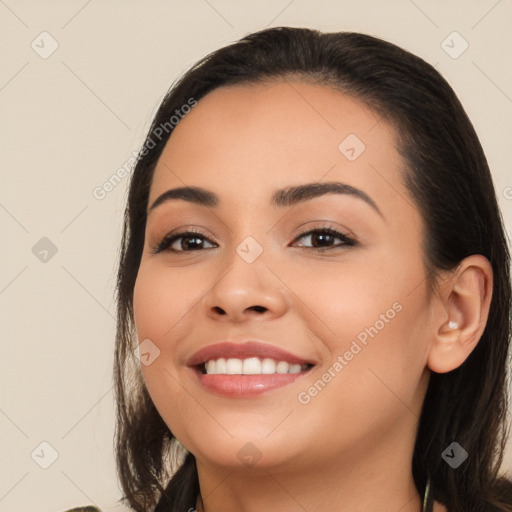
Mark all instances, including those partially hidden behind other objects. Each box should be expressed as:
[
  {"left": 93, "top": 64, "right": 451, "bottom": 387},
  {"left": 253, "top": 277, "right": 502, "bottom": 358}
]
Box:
[{"left": 192, "top": 368, "right": 311, "bottom": 398}]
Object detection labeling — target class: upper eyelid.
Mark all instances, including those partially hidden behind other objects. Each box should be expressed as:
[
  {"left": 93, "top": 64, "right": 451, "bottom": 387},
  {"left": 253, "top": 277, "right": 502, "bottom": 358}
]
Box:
[
  {"left": 166, "top": 226, "right": 352, "bottom": 242},
  {"left": 157, "top": 221, "right": 354, "bottom": 239}
]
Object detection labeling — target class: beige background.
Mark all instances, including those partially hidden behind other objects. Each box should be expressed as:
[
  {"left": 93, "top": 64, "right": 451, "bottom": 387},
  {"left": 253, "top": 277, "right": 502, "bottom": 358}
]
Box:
[{"left": 0, "top": 1, "right": 511, "bottom": 511}]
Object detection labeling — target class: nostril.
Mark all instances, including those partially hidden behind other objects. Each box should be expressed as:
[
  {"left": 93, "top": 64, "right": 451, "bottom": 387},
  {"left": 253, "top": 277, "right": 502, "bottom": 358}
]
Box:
[{"left": 250, "top": 306, "right": 266, "bottom": 313}]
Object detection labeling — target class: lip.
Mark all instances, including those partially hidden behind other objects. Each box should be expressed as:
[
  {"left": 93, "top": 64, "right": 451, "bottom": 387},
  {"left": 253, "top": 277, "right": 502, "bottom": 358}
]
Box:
[
  {"left": 186, "top": 341, "right": 316, "bottom": 367},
  {"left": 186, "top": 341, "right": 316, "bottom": 398}
]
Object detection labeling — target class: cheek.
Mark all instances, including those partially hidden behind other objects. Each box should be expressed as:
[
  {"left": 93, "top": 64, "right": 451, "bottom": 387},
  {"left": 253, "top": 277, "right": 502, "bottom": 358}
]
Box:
[
  {"left": 132, "top": 264, "right": 205, "bottom": 439},
  {"left": 293, "top": 300, "right": 429, "bottom": 451},
  {"left": 288, "top": 255, "right": 430, "bottom": 408},
  {"left": 133, "top": 261, "right": 204, "bottom": 342},
  {"left": 283, "top": 255, "right": 406, "bottom": 344}
]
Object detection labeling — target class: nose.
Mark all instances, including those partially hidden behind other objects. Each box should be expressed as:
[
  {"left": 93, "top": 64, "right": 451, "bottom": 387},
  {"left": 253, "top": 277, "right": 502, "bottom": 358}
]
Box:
[{"left": 201, "top": 248, "right": 288, "bottom": 324}]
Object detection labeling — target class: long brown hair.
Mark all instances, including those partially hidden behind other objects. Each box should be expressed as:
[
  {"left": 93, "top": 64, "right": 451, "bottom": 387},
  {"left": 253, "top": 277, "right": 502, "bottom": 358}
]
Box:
[{"left": 113, "top": 27, "right": 512, "bottom": 512}]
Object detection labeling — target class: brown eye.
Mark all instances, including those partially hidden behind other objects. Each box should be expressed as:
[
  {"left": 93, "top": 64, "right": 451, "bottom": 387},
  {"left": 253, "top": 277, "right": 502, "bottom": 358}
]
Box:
[
  {"left": 293, "top": 227, "right": 356, "bottom": 250},
  {"left": 152, "top": 231, "right": 216, "bottom": 254}
]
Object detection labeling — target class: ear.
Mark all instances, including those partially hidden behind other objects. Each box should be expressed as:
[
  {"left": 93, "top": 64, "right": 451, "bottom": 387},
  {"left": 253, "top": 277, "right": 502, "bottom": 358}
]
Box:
[{"left": 427, "top": 254, "right": 493, "bottom": 373}]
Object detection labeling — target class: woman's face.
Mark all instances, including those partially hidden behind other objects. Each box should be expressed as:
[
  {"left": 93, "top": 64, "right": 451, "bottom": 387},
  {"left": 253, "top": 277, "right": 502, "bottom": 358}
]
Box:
[{"left": 133, "top": 80, "right": 435, "bottom": 472}]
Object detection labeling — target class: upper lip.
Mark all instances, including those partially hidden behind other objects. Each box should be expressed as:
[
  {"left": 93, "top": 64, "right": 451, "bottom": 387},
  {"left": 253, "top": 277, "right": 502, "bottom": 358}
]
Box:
[{"left": 186, "top": 341, "right": 316, "bottom": 367}]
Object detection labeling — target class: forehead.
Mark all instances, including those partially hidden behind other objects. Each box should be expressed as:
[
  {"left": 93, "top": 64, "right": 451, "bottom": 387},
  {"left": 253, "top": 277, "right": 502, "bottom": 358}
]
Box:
[{"left": 148, "top": 80, "right": 409, "bottom": 218}]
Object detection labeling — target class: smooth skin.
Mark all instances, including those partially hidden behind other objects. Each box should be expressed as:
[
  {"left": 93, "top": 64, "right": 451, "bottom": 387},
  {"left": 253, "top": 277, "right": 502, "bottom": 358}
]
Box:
[{"left": 133, "top": 79, "right": 492, "bottom": 512}]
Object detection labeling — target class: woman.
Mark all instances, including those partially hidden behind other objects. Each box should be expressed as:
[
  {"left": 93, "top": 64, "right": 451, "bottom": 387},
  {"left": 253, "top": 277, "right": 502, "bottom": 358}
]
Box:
[{"left": 66, "top": 26, "right": 512, "bottom": 512}]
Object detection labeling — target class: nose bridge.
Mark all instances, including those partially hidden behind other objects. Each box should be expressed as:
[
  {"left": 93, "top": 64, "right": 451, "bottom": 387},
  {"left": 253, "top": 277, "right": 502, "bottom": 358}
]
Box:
[
  {"left": 224, "top": 208, "right": 271, "bottom": 266},
  {"left": 228, "top": 210, "right": 279, "bottom": 276},
  {"left": 201, "top": 226, "right": 287, "bottom": 321},
  {"left": 219, "top": 231, "right": 268, "bottom": 297}
]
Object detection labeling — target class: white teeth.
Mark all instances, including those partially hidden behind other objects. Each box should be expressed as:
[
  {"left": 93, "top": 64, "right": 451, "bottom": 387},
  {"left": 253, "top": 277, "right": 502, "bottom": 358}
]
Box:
[
  {"left": 261, "top": 358, "right": 276, "bottom": 374},
  {"left": 289, "top": 364, "right": 302, "bottom": 373},
  {"left": 276, "top": 361, "right": 290, "bottom": 374},
  {"left": 242, "top": 357, "right": 261, "bottom": 374},
  {"left": 226, "top": 358, "right": 243, "bottom": 374},
  {"left": 205, "top": 360, "right": 216, "bottom": 374},
  {"left": 216, "top": 357, "right": 227, "bottom": 373},
  {"left": 204, "top": 357, "right": 309, "bottom": 375}
]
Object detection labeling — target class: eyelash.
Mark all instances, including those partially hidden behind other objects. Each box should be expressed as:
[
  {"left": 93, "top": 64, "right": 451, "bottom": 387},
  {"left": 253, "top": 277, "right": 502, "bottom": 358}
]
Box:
[{"left": 151, "top": 225, "right": 357, "bottom": 254}]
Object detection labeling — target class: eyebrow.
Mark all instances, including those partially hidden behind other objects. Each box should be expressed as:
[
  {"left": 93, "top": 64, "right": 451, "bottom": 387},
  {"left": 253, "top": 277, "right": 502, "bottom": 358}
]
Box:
[{"left": 148, "top": 181, "right": 383, "bottom": 218}]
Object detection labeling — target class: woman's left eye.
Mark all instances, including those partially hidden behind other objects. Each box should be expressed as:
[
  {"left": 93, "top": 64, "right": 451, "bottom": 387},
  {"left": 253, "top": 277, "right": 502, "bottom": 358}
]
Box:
[
  {"left": 152, "top": 227, "right": 356, "bottom": 254},
  {"left": 292, "top": 227, "right": 356, "bottom": 250}
]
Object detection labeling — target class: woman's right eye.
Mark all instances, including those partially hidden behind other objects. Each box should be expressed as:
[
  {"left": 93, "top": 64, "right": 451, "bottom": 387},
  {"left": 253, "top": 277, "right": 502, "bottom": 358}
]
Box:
[{"left": 152, "top": 231, "right": 217, "bottom": 254}]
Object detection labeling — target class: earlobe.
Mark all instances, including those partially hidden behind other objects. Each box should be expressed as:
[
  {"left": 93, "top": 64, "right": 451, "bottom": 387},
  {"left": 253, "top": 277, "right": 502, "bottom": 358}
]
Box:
[{"left": 427, "top": 255, "right": 493, "bottom": 374}]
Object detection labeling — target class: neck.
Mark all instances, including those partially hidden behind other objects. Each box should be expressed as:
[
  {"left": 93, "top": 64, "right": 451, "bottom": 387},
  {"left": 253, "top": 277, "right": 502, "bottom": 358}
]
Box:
[{"left": 195, "top": 423, "right": 423, "bottom": 512}]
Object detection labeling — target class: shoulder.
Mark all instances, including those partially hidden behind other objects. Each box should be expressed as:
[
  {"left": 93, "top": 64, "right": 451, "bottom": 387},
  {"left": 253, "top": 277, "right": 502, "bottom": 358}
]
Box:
[
  {"left": 61, "top": 503, "right": 133, "bottom": 512},
  {"left": 62, "top": 508, "right": 102, "bottom": 512}
]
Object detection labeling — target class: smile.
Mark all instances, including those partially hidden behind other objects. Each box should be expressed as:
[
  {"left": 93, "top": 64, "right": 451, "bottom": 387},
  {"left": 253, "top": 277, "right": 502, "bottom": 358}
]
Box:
[
  {"left": 187, "top": 340, "right": 316, "bottom": 397},
  {"left": 202, "top": 357, "right": 312, "bottom": 375}
]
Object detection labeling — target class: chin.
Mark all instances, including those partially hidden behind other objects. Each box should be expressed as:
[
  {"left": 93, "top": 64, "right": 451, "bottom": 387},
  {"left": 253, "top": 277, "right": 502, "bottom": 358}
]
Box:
[{"left": 189, "top": 434, "right": 302, "bottom": 472}]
